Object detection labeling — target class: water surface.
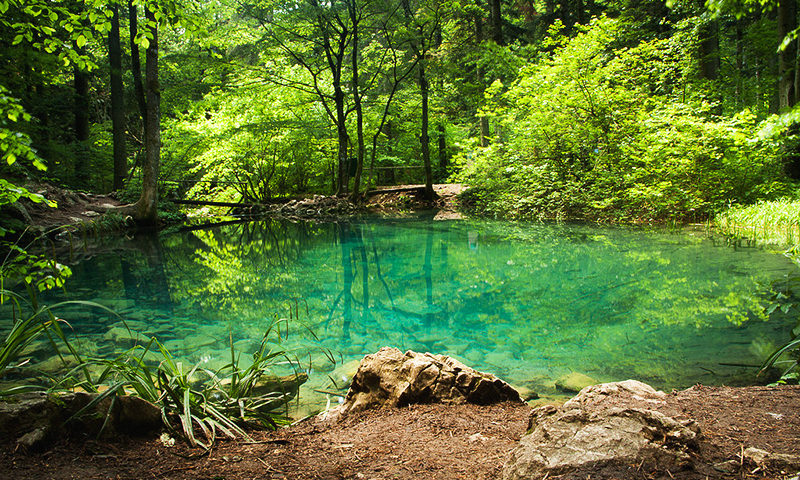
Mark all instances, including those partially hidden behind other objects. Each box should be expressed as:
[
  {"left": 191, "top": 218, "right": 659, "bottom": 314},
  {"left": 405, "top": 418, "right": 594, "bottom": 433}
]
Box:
[{"left": 6, "top": 216, "right": 798, "bottom": 414}]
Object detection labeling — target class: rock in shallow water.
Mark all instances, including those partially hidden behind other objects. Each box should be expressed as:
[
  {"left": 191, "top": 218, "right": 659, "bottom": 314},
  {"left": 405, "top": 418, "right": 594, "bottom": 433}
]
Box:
[{"left": 554, "top": 371, "right": 598, "bottom": 393}]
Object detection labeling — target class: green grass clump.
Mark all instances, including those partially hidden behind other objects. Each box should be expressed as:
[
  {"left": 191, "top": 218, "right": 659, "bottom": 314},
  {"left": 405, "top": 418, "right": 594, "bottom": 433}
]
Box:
[{"left": 714, "top": 198, "right": 800, "bottom": 246}]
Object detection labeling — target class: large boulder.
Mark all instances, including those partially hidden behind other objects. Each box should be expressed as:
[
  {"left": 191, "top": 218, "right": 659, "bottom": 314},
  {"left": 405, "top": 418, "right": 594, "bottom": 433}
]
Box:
[
  {"left": 323, "top": 347, "right": 522, "bottom": 420},
  {"left": 502, "top": 380, "right": 700, "bottom": 479}
]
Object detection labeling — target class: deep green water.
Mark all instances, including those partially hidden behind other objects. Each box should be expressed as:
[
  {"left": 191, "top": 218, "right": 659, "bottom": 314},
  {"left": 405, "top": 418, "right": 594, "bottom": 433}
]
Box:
[{"left": 6, "top": 215, "right": 799, "bottom": 415}]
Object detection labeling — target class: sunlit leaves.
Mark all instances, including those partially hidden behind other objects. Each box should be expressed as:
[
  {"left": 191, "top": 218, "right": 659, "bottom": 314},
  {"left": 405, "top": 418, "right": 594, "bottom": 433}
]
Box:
[
  {"left": 0, "top": 87, "right": 46, "bottom": 173},
  {"left": 457, "top": 15, "right": 784, "bottom": 223}
]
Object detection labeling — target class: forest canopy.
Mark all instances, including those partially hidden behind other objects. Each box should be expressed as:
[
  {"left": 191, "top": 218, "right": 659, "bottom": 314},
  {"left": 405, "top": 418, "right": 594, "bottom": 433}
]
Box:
[{"left": 2, "top": 0, "right": 800, "bottom": 224}]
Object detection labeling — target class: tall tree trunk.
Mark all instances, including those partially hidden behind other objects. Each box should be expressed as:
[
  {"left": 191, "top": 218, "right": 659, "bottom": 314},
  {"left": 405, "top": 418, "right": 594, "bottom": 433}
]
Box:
[
  {"left": 698, "top": 16, "right": 720, "bottom": 81},
  {"left": 110, "top": 3, "right": 127, "bottom": 192},
  {"left": 135, "top": 3, "right": 160, "bottom": 225},
  {"left": 576, "top": 0, "right": 586, "bottom": 25},
  {"left": 74, "top": 56, "right": 90, "bottom": 189},
  {"left": 129, "top": 1, "right": 147, "bottom": 136},
  {"left": 350, "top": 1, "right": 366, "bottom": 200},
  {"left": 335, "top": 83, "right": 349, "bottom": 196},
  {"left": 796, "top": 36, "right": 800, "bottom": 103},
  {"left": 736, "top": 21, "right": 744, "bottom": 110},
  {"left": 419, "top": 61, "right": 434, "bottom": 201},
  {"left": 437, "top": 124, "right": 447, "bottom": 178},
  {"left": 778, "top": 0, "right": 797, "bottom": 110},
  {"left": 490, "top": 0, "right": 503, "bottom": 45},
  {"left": 474, "top": 9, "right": 490, "bottom": 147}
]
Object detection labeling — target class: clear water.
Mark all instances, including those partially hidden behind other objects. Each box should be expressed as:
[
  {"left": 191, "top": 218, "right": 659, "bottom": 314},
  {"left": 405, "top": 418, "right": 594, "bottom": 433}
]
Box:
[{"left": 5, "top": 216, "right": 798, "bottom": 415}]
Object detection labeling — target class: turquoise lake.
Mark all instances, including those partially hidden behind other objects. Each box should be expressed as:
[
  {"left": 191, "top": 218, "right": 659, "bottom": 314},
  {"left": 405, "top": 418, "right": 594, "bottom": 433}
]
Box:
[{"left": 6, "top": 215, "right": 799, "bottom": 416}]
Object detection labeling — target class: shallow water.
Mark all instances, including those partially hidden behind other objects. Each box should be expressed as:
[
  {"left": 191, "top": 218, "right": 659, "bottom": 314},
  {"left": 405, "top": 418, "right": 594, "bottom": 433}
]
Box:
[{"left": 5, "top": 215, "right": 798, "bottom": 415}]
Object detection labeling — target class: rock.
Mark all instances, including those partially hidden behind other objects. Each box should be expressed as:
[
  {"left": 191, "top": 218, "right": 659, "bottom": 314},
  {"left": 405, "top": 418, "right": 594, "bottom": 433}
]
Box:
[
  {"left": 218, "top": 372, "right": 309, "bottom": 397},
  {"left": 103, "top": 326, "right": 144, "bottom": 348},
  {"left": 554, "top": 371, "right": 598, "bottom": 393},
  {"left": 66, "top": 392, "right": 163, "bottom": 438},
  {"left": 17, "top": 427, "right": 49, "bottom": 449},
  {"left": 0, "top": 391, "right": 162, "bottom": 449},
  {"left": 322, "top": 347, "right": 522, "bottom": 420},
  {"left": 514, "top": 385, "right": 539, "bottom": 402},
  {"left": 329, "top": 359, "right": 362, "bottom": 390},
  {"left": 502, "top": 380, "right": 700, "bottom": 480},
  {"left": 0, "top": 393, "right": 61, "bottom": 449},
  {"left": 744, "top": 447, "right": 800, "bottom": 471}
]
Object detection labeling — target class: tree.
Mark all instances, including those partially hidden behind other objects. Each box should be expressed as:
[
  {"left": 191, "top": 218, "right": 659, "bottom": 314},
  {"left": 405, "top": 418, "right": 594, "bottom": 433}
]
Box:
[
  {"left": 109, "top": 2, "right": 127, "bottom": 191},
  {"left": 133, "top": 0, "right": 160, "bottom": 225},
  {"left": 254, "top": 0, "right": 353, "bottom": 195},
  {"left": 777, "top": 0, "right": 797, "bottom": 110},
  {"left": 401, "top": 0, "right": 444, "bottom": 200}
]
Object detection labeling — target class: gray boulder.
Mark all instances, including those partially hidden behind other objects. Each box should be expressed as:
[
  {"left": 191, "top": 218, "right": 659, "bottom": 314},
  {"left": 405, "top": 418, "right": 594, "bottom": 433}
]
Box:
[
  {"left": 502, "top": 380, "right": 700, "bottom": 479},
  {"left": 323, "top": 347, "right": 522, "bottom": 420}
]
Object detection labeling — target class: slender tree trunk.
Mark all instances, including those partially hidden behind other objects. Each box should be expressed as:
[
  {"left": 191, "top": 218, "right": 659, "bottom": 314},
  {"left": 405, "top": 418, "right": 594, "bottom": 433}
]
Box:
[
  {"left": 110, "top": 3, "right": 127, "bottom": 191},
  {"left": 490, "top": 0, "right": 503, "bottom": 45},
  {"left": 350, "top": 1, "right": 366, "bottom": 200},
  {"left": 796, "top": 36, "right": 800, "bottom": 103},
  {"left": 576, "top": 0, "right": 586, "bottom": 25},
  {"left": 335, "top": 84, "right": 349, "bottom": 196},
  {"left": 778, "top": 0, "right": 797, "bottom": 110},
  {"left": 438, "top": 124, "right": 447, "bottom": 177},
  {"left": 129, "top": 1, "right": 147, "bottom": 135},
  {"left": 74, "top": 57, "right": 90, "bottom": 189},
  {"left": 419, "top": 61, "right": 434, "bottom": 201},
  {"left": 386, "top": 121, "right": 395, "bottom": 184},
  {"left": 698, "top": 15, "right": 720, "bottom": 81},
  {"left": 474, "top": 11, "right": 490, "bottom": 147},
  {"left": 136, "top": 3, "right": 160, "bottom": 225},
  {"left": 736, "top": 21, "right": 744, "bottom": 110}
]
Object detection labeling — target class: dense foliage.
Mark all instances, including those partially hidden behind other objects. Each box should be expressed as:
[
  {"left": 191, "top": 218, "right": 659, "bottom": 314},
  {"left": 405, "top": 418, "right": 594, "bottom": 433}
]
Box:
[
  {"left": 457, "top": 16, "right": 789, "bottom": 222},
  {"left": 1, "top": 0, "right": 799, "bottom": 222}
]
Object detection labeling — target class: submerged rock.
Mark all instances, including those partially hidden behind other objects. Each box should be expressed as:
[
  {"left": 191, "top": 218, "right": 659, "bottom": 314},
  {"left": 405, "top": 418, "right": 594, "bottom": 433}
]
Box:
[
  {"left": 502, "top": 380, "right": 700, "bottom": 480},
  {"left": 322, "top": 347, "right": 522, "bottom": 420},
  {"left": 554, "top": 371, "right": 598, "bottom": 393}
]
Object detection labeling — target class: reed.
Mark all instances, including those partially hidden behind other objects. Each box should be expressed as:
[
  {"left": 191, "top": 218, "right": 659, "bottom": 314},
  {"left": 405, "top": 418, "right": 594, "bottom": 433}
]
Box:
[{"left": 714, "top": 198, "right": 800, "bottom": 247}]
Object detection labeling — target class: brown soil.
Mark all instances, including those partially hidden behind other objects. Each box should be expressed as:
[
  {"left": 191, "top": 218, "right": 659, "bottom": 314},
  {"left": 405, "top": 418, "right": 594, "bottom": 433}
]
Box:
[
  {"left": 15, "top": 183, "right": 466, "bottom": 233},
  {"left": 11, "top": 184, "right": 124, "bottom": 236},
  {"left": 364, "top": 184, "right": 466, "bottom": 214},
  {"left": 1, "top": 384, "right": 798, "bottom": 480}
]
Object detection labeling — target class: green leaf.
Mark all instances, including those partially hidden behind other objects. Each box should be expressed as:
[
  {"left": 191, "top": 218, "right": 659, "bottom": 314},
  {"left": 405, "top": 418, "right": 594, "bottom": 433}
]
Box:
[
  {"left": 76, "top": 34, "right": 87, "bottom": 48},
  {"left": 12, "top": 35, "right": 23, "bottom": 45}
]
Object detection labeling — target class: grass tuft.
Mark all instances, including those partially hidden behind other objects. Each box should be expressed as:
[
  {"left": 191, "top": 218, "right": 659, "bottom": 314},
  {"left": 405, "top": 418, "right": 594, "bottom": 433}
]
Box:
[{"left": 714, "top": 198, "right": 800, "bottom": 246}]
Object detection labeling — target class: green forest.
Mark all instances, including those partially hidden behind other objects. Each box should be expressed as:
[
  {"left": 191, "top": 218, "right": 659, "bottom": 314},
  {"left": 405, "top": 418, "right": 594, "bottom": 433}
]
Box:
[{"left": 2, "top": 0, "right": 800, "bottom": 226}]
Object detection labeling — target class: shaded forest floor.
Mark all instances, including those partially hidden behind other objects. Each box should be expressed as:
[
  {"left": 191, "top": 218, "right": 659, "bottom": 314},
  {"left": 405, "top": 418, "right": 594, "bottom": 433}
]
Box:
[
  {"left": 1, "top": 384, "right": 799, "bottom": 480},
  {"left": 14, "top": 183, "right": 467, "bottom": 235}
]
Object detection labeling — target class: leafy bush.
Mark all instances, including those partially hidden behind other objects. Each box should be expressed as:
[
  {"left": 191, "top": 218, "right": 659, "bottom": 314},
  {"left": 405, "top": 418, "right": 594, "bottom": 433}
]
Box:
[{"left": 455, "top": 16, "right": 785, "bottom": 223}]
